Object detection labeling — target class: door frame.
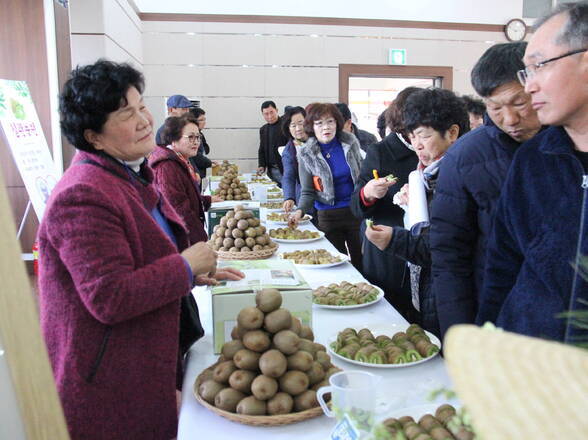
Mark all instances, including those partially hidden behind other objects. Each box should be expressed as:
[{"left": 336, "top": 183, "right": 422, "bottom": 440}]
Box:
[{"left": 338, "top": 64, "right": 454, "bottom": 104}]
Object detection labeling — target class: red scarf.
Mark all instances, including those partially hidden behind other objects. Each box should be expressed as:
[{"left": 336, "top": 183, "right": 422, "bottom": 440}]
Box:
[{"left": 172, "top": 149, "right": 201, "bottom": 184}]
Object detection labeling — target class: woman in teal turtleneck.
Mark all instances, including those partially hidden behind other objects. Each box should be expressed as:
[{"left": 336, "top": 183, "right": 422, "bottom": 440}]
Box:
[{"left": 293, "top": 103, "right": 363, "bottom": 270}]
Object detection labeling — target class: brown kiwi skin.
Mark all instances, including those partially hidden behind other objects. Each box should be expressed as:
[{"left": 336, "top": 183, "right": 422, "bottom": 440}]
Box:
[
  {"left": 258, "top": 349, "right": 288, "bottom": 378},
  {"left": 222, "top": 340, "right": 245, "bottom": 360},
  {"left": 298, "top": 339, "right": 316, "bottom": 357},
  {"left": 315, "top": 351, "right": 332, "bottom": 370},
  {"left": 255, "top": 288, "right": 283, "bottom": 313},
  {"left": 293, "top": 390, "right": 319, "bottom": 412},
  {"left": 213, "top": 361, "right": 237, "bottom": 384},
  {"left": 214, "top": 388, "right": 246, "bottom": 412},
  {"left": 228, "top": 369, "right": 257, "bottom": 394},
  {"left": 237, "top": 307, "right": 265, "bottom": 330},
  {"left": 299, "top": 325, "right": 315, "bottom": 341},
  {"left": 311, "top": 379, "right": 329, "bottom": 391},
  {"left": 266, "top": 392, "right": 294, "bottom": 415},
  {"left": 289, "top": 316, "right": 302, "bottom": 335},
  {"left": 250, "top": 374, "right": 279, "bottom": 400},
  {"left": 264, "top": 308, "right": 293, "bottom": 334},
  {"left": 306, "top": 361, "right": 326, "bottom": 385},
  {"left": 233, "top": 349, "right": 261, "bottom": 371},
  {"left": 242, "top": 330, "right": 271, "bottom": 352},
  {"left": 279, "top": 370, "right": 309, "bottom": 396},
  {"left": 199, "top": 380, "right": 225, "bottom": 404},
  {"left": 272, "top": 330, "right": 300, "bottom": 355},
  {"left": 231, "top": 325, "right": 248, "bottom": 340},
  {"left": 287, "top": 351, "right": 314, "bottom": 371},
  {"left": 236, "top": 396, "right": 267, "bottom": 415}
]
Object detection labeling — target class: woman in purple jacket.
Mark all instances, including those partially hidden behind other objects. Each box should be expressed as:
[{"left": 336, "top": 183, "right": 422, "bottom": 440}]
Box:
[
  {"left": 38, "top": 60, "right": 241, "bottom": 440},
  {"left": 149, "top": 114, "right": 221, "bottom": 245}
]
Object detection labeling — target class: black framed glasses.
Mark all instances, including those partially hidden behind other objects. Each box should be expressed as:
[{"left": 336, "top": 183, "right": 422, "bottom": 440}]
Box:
[
  {"left": 182, "top": 134, "right": 201, "bottom": 143},
  {"left": 517, "top": 48, "right": 587, "bottom": 86}
]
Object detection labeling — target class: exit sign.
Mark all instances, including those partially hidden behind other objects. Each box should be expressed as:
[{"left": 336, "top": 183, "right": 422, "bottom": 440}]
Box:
[{"left": 388, "top": 49, "right": 407, "bottom": 65}]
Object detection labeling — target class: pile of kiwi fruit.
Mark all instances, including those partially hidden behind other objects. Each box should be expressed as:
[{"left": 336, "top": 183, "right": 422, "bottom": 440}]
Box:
[
  {"left": 208, "top": 205, "right": 277, "bottom": 253},
  {"left": 217, "top": 160, "right": 238, "bottom": 175},
  {"left": 216, "top": 170, "right": 251, "bottom": 201},
  {"left": 198, "top": 288, "right": 340, "bottom": 417}
]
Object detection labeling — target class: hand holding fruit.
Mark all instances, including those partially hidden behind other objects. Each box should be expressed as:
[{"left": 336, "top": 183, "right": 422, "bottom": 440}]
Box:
[
  {"left": 363, "top": 177, "right": 397, "bottom": 202},
  {"left": 365, "top": 224, "right": 394, "bottom": 251},
  {"left": 282, "top": 199, "right": 295, "bottom": 213},
  {"left": 393, "top": 184, "right": 409, "bottom": 207}
]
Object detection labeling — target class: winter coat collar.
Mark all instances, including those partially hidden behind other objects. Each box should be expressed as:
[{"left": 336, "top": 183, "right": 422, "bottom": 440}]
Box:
[
  {"left": 536, "top": 126, "right": 577, "bottom": 156},
  {"left": 75, "top": 150, "right": 153, "bottom": 186},
  {"left": 380, "top": 133, "right": 416, "bottom": 161}
]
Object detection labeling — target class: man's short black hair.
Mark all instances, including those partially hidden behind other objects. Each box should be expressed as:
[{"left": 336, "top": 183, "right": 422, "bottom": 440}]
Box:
[
  {"left": 261, "top": 100, "right": 277, "bottom": 111},
  {"left": 404, "top": 88, "right": 470, "bottom": 138},
  {"left": 461, "top": 95, "right": 486, "bottom": 116},
  {"left": 281, "top": 106, "right": 306, "bottom": 139},
  {"left": 59, "top": 59, "right": 145, "bottom": 152},
  {"left": 334, "top": 103, "right": 352, "bottom": 122},
  {"left": 471, "top": 42, "right": 527, "bottom": 97},
  {"left": 190, "top": 107, "right": 206, "bottom": 118}
]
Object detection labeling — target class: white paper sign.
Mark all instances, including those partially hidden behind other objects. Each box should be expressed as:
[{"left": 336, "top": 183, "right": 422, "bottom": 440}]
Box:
[{"left": 0, "top": 79, "right": 59, "bottom": 220}]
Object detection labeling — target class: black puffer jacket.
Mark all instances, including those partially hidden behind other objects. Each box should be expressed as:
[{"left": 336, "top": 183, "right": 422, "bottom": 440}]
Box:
[
  {"left": 350, "top": 133, "right": 419, "bottom": 322},
  {"left": 430, "top": 117, "right": 539, "bottom": 338}
]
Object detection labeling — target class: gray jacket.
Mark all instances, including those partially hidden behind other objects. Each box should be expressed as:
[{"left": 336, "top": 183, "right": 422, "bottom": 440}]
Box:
[{"left": 297, "top": 131, "right": 362, "bottom": 214}]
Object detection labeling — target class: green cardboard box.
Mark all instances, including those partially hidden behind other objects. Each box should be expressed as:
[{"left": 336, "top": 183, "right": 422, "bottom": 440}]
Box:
[
  {"left": 211, "top": 259, "right": 312, "bottom": 353},
  {"left": 207, "top": 203, "right": 260, "bottom": 237}
]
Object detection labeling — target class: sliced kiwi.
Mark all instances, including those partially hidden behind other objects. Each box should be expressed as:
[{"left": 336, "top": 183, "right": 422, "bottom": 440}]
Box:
[
  {"left": 228, "top": 369, "right": 257, "bottom": 394},
  {"left": 199, "top": 380, "right": 225, "bottom": 404},
  {"left": 215, "top": 388, "right": 246, "bottom": 412},
  {"left": 236, "top": 396, "right": 267, "bottom": 415},
  {"left": 237, "top": 307, "right": 264, "bottom": 330},
  {"left": 233, "top": 349, "right": 261, "bottom": 371},
  {"left": 267, "top": 392, "right": 294, "bottom": 415},
  {"left": 294, "top": 390, "right": 318, "bottom": 412},
  {"left": 258, "top": 349, "right": 288, "bottom": 378},
  {"left": 255, "top": 288, "right": 283, "bottom": 313},
  {"left": 251, "top": 374, "right": 279, "bottom": 401},
  {"left": 273, "top": 330, "right": 300, "bottom": 355},
  {"left": 213, "top": 361, "right": 237, "bottom": 384},
  {"left": 264, "top": 308, "right": 293, "bottom": 334},
  {"left": 242, "top": 330, "right": 271, "bottom": 352},
  {"left": 279, "top": 370, "right": 309, "bottom": 396}
]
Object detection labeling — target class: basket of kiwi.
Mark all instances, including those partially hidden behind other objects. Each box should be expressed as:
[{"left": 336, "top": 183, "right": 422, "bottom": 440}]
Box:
[
  {"left": 194, "top": 288, "right": 340, "bottom": 426},
  {"left": 208, "top": 205, "right": 279, "bottom": 260}
]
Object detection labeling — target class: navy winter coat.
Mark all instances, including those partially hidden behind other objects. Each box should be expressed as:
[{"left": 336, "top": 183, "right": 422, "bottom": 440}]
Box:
[
  {"left": 430, "top": 118, "right": 526, "bottom": 338},
  {"left": 281, "top": 139, "right": 301, "bottom": 204},
  {"left": 477, "top": 126, "right": 588, "bottom": 342}
]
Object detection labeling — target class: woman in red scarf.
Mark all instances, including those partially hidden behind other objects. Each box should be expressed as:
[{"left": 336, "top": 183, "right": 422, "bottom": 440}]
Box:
[{"left": 149, "top": 114, "right": 221, "bottom": 245}]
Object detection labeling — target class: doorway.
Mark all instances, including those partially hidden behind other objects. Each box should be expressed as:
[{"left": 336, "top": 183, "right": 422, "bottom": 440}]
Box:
[{"left": 339, "top": 64, "right": 453, "bottom": 140}]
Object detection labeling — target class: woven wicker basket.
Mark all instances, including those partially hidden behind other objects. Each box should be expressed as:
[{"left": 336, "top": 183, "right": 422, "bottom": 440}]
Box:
[
  {"left": 193, "top": 366, "right": 324, "bottom": 426},
  {"left": 216, "top": 244, "right": 279, "bottom": 260}
]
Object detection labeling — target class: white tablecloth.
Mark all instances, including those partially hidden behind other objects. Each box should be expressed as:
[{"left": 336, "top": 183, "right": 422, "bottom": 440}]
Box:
[{"left": 178, "top": 207, "right": 453, "bottom": 439}]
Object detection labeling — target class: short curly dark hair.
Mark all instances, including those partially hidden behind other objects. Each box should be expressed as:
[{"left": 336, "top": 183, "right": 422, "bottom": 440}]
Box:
[
  {"left": 161, "top": 114, "right": 199, "bottom": 146},
  {"left": 403, "top": 88, "right": 470, "bottom": 138},
  {"left": 303, "top": 103, "right": 345, "bottom": 139},
  {"left": 385, "top": 87, "right": 422, "bottom": 135},
  {"left": 461, "top": 95, "right": 486, "bottom": 117},
  {"left": 59, "top": 59, "right": 145, "bottom": 152}
]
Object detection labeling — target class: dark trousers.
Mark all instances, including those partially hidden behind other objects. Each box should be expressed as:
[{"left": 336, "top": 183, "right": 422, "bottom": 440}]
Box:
[
  {"left": 317, "top": 206, "right": 362, "bottom": 272},
  {"left": 267, "top": 165, "right": 283, "bottom": 187}
]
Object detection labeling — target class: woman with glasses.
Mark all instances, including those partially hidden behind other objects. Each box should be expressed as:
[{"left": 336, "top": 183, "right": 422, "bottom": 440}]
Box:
[
  {"left": 150, "top": 114, "right": 222, "bottom": 245},
  {"left": 281, "top": 106, "right": 308, "bottom": 212},
  {"left": 292, "top": 103, "right": 363, "bottom": 270}
]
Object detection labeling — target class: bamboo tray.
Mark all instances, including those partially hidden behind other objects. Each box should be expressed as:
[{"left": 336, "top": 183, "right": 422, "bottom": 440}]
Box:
[
  {"left": 193, "top": 365, "right": 324, "bottom": 426},
  {"left": 216, "top": 244, "right": 279, "bottom": 260}
]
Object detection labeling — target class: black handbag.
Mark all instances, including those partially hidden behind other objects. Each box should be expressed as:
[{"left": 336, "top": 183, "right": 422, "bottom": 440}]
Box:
[{"left": 179, "top": 293, "right": 205, "bottom": 356}]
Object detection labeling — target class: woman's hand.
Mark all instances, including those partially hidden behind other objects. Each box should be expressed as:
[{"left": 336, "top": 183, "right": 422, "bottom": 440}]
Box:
[
  {"left": 211, "top": 195, "right": 223, "bottom": 203},
  {"left": 365, "top": 224, "right": 394, "bottom": 251},
  {"left": 282, "top": 199, "right": 295, "bottom": 212},
  {"left": 363, "top": 178, "right": 396, "bottom": 202},
  {"left": 393, "top": 184, "right": 409, "bottom": 206},
  {"left": 194, "top": 267, "right": 245, "bottom": 286},
  {"left": 181, "top": 242, "right": 217, "bottom": 276},
  {"left": 288, "top": 209, "right": 303, "bottom": 228}
]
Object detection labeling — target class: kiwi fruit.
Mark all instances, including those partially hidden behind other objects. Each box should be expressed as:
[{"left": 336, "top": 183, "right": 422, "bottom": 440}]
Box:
[
  {"left": 245, "top": 237, "right": 256, "bottom": 248},
  {"left": 273, "top": 330, "right": 300, "bottom": 355},
  {"left": 306, "top": 361, "right": 326, "bottom": 385},
  {"left": 294, "top": 390, "right": 318, "bottom": 412},
  {"left": 226, "top": 218, "right": 238, "bottom": 229},
  {"left": 213, "top": 360, "right": 237, "bottom": 384},
  {"left": 221, "top": 340, "right": 245, "bottom": 360},
  {"left": 231, "top": 325, "right": 247, "bottom": 340},
  {"left": 236, "top": 396, "right": 267, "bottom": 415},
  {"left": 287, "top": 351, "right": 314, "bottom": 371},
  {"left": 237, "top": 307, "right": 264, "bottom": 330},
  {"left": 315, "top": 351, "right": 332, "bottom": 370},
  {"left": 264, "top": 308, "right": 292, "bottom": 334},
  {"left": 242, "top": 330, "right": 271, "bottom": 352},
  {"left": 198, "top": 380, "right": 225, "bottom": 404},
  {"left": 279, "top": 371, "right": 309, "bottom": 396},
  {"left": 289, "top": 317, "right": 302, "bottom": 335},
  {"left": 298, "top": 339, "right": 316, "bottom": 356},
  {"left": 233, "top": 349, "right": 261, "bottom": 371},
  {"left": 313, "top": 342, "right": 326, "bottom": 353},
  {"left": 325, "top": 367, "right": 341, "bottom": 379},
  {"left": 228, "top": 369, "right": 257, "bottom": 394},
  {"left": 214, "top": 388, "right": 246, "bottom": 412},
  {"left": 200, "top": 368, "right": 214, "bottom": 383},
  {"left": 255, "top": 288, "right": 282, "bottom": 313},
  {"left": 237, "top": 219, "right": 249, "bottom": 230},
  {"left": 267, "top": 392, "right": 294, "bottom": 415},
  {"left": 299, "top": 325, "right": 314, "bottom": 341},
  {"left": 251, "top": 374, "right": 279, "bottom": 400},
  {"left": 258, "top": 349, "right": 288, "bottom": 378},
  {"left": 311, "top": 379, "right": 329, "bottom": 391}
]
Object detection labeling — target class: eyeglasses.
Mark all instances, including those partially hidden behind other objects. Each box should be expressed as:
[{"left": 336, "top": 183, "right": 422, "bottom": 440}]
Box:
[
  {"left": 289, "top": 121, "right": 304, "bottom": 129},
  {"left": 517, "top": 48, "right": 587, "bottom": 86},
  {"left": 182, "top": 134, "right": 201, "bottom": 143},
  {"left": 313, "top": 118, "right": 336, "bottom": 128}
]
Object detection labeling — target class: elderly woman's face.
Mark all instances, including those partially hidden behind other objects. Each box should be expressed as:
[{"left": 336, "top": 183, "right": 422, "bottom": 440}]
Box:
[
  {"left": 409, "top": 125, "right": 458, "bottom": 167},
  {"left": 172, "top": 123, "right": 201, "bottom": 158},
  {"left": 313, "top": 113, "right": 337, "bottom": 144},
  {"left": 89, "top": 87, "right": 155, "bottom": 161}
]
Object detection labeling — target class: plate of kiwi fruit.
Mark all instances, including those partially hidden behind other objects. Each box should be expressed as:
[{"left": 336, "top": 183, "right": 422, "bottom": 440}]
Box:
[
  {"left": 194, "top": 288, "right": 341, "bottom": 426},
  {"left": 312, "top": 281, "right": 385, "bottom": 309}
]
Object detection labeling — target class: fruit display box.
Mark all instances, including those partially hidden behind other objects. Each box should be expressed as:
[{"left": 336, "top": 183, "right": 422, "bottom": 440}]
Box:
[
  {"left": 211, "top": 259, "right": 312, "bottom": 353},
  {"left": 207, "top": 204, "right": 260, "bottom": 237}
]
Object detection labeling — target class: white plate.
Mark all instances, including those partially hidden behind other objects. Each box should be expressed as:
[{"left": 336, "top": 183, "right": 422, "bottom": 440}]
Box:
[
  {"left": 327, "top": 323, "right": 441, "bottom": 369},
  {"left": 267, "top": 214, "right": 312, "bottom": 225},
  {"left": 270, "top": 230, "right": 325, "bottom": 244},
  {"left": 313, "top": 285, "right": 385, "bottom": 310},
  {"left": 279, "top": 251, "right": 350, "bottom": 269}
]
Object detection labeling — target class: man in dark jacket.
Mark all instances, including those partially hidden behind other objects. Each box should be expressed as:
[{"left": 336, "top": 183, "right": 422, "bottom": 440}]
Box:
[
  {"left": 430, "top": 42, "right": 542, "bottom": 338},
  {"left": 477, "top": 2, "right": 588, "bottom": 342},
  {"left": 335, "top": 103, "right": 378, "bottom": 152},
  {"left": 257, "top": 100, "right": 289, "bottom": 185},
  {"left": 350, "top": 88, "right": 420, "bottom": 322}
]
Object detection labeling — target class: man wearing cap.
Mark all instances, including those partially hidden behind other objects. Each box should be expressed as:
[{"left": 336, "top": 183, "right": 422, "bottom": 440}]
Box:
[
  {"left": 155, "top": 94, "right": 193, "bottom": 146},
  {"left": 477, "top": 2, "right": 588, "bottom": 342},
  {"left": 430, "top": 42, "right": 542, "bottom": 339},
  {"left": 335, "top": 103, "right": 377, "bottom": 153}
]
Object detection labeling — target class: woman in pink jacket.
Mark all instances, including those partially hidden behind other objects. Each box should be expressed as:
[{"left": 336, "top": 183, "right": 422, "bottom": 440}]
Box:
[{"left": 38, "top": 60, "right": 241, "bottom": 440}]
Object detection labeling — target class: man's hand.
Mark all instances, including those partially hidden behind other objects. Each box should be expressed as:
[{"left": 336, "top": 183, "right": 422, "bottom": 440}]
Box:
[
  {"left": 365, "top": 224, "right": 394, "bottom": 251},
  {"left": 257, "top": 167, "right": 266, "bottom": 174},
  {"left": 363, "top": 177, "right": 397, "bottom": 202},
  {"left": 282, "top": 199, "right": 295, "bottom": 212}
]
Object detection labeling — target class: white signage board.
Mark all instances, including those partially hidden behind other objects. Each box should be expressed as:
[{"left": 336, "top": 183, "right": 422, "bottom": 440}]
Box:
[{"left": 0, "top": 79, "right": 59, "bottom": 220}]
